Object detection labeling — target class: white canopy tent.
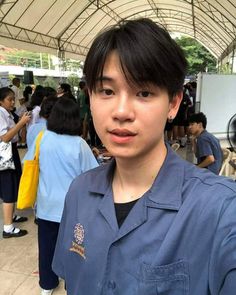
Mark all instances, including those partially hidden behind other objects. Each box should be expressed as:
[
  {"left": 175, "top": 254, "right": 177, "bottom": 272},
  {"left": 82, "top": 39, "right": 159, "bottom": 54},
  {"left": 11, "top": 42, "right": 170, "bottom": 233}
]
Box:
[{"left": 0, "top": 0, "right": 236, "bottom": 62}]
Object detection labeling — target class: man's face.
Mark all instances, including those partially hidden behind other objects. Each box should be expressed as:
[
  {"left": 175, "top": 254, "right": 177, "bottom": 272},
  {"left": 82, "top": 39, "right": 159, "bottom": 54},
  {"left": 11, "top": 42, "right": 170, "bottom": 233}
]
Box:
[
  {"left": 188, "top": 122, "right": 201, "bottom": 136},
  {"left": 15, "top": 80, "right": 20, "bottom": 88},
  {"left": 90, "top": 51, "right": 182, "bottom": 161},
  {"left": 57, "top": 86, "right": 64, "bottom": 96}
]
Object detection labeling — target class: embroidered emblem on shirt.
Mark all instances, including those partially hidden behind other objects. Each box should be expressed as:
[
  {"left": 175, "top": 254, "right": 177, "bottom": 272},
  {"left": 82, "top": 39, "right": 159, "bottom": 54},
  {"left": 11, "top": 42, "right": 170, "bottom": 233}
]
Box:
[{"left": 69, "top": 223, "right": 86, "bottom": 259}]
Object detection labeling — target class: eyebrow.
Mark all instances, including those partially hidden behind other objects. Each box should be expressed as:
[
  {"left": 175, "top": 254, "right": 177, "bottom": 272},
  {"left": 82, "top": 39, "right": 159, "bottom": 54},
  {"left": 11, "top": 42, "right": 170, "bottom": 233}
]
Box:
[{"left": 95, "top": 76, "right": 114, "bottom": 83}]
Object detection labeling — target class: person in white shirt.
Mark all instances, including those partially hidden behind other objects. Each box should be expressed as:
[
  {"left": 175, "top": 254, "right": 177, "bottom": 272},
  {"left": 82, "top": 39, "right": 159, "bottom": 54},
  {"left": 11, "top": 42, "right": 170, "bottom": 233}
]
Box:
[
  {"left": 10, "top": 77, "right": 23, "bottom": 109},
  {"left": 0, "top": 87, "right": 31, "bottom": 238}
]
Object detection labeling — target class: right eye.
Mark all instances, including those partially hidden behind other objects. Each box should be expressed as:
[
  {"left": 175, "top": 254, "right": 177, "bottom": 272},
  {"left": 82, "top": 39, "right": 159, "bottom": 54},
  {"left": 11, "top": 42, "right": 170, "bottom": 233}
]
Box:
[{"left": 99, "top": 89, "right": 114, "bottom": 96}]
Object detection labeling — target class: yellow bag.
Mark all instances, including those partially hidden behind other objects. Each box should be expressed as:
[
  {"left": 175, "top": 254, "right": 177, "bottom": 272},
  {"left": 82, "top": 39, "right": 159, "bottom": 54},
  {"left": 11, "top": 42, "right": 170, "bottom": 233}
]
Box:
[{"left": 17, "top": 131, "right": 44, "bottom": 209}]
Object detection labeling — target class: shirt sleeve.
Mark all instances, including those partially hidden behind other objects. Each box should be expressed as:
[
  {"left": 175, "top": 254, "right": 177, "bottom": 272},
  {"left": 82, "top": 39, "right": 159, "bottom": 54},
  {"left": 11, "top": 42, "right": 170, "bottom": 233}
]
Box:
[
  {"left": 0, "top": 111, "right": 8, "bottom": 137},
  {"left": 22, "top": 137, "right": 37, "bottom": 163},
  {"left": 197, "top": 136, "right": 213, "bottom": 158},
  {"left": 52, "top": 193, "right": 68, "bottom": 279},
  {"left": 79, "top": 139, "right": 99, "bottom": 173},
  {"left": 209, "top": 195, "right": 236, "bottom": 294}
]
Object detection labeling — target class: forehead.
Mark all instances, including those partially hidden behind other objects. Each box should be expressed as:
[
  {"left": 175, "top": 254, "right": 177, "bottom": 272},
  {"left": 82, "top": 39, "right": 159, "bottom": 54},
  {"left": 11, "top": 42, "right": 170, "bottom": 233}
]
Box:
[
  {"left": 95, "top": 52, "right": 130, "bottom": 88},
  {"left": 6, "top": 91, "right": 15, "bottom": 98},
  {"left": 100, "top": 51, "right": 139, "bottom": 87},
  {"left": 102, "top": 51, "right": 122, "bottom": 74}
]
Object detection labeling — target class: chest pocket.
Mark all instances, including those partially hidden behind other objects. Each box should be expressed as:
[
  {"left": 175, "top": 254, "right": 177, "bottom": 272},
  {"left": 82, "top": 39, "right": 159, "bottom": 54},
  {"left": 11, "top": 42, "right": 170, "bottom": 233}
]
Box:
[{"left": 138, "top": 260, "right": 189, "bottom": 295}]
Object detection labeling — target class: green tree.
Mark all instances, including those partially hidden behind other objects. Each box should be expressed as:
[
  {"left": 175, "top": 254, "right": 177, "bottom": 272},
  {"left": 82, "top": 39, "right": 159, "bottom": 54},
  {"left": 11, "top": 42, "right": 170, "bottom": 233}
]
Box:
[
  {"left": 43, "top": 76, "right": 57, "bottom": 89},
  {"left": 175, "top": 36, "right": 217, "bottom": 75},
  {"left": 66, "top": 73, "right": 80, "bottom": 88},
  {"left": 32, "top": 76, "right": 40, "bottom": 86}
]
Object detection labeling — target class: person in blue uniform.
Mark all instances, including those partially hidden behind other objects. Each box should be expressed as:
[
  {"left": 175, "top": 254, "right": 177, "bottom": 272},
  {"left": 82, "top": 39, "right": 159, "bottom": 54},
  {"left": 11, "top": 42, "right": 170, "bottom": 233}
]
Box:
[
  {"left": 24, "top": 97, "right": 98, "bottom": 295},
  {"left": 188, "top": 112, "right": 223, "bottom": 174},
  {"left": 52, "top": 18, "right": 236, "bottom": 295}
]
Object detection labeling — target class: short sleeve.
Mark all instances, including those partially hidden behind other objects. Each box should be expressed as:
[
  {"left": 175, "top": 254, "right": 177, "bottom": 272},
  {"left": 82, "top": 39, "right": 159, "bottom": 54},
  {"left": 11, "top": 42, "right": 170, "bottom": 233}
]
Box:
[
  {"left": 79, "top": 139, "right": 99, "bottom": 173},
  {"left": 52, "top": 195, "right": 68, "bottom": 279},
  {"left": 209, "top": 195, "right": 236, "bottom": 294},
  {"left": 0, "top": 111, "right": 8, "bottom": 137},
  {"left": 197, "top": 136, "right": 213, "bottom": 158}
]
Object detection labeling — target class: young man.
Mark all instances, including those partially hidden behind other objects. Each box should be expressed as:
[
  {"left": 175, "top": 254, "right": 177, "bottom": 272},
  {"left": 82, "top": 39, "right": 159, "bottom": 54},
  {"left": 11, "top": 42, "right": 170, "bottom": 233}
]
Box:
[
  {"left": 10, "top": 77, "right": 23, "bottom": 109},
  {"left": 188, "top": 112, "right": 223, "bottom": 174},
  {"left": 52, "top": 18, "right": 236, "bottom": 295}
]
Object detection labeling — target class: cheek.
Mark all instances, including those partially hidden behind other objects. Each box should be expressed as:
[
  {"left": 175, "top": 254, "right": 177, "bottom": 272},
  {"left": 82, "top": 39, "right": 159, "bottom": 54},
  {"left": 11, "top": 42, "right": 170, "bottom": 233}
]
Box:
[
  {"left": 90, "top": 104, "right": 104, "bottom": 132},
  {"left": 144, "top": 108, "right": 168, "bottom": 127}
]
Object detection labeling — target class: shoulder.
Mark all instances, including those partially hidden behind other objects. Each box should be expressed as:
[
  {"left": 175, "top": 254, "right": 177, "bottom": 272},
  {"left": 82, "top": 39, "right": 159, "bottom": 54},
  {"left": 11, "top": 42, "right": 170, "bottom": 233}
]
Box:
[
  {"left": 0, "top": 107, "right": 8, "bottom": 118},
  {"left": 199, "top": 130, "right": 216, "bottom": 141},
  {"left": 165, "top": 150, "right": 236, "bottom": 202},
  {"left": 197, "top": 131, "right": 213, "bottom": 144},
  {"left": 184, "top": 162, "right": 236, "bottom": 200},
  {"left": 67, "top": 163, "right": 111, "bottom": 201},
  {"left": 42, "top": 131, "right": 88, "bottom": 150},
  {"left": 73, "top": 164, "right": 107, "bottom": 185}
]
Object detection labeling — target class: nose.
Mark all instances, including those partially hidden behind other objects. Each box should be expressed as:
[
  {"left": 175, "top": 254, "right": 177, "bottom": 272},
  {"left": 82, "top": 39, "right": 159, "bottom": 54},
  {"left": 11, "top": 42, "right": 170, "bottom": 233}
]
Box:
[{"left": 111, "top": 92, "right": 135, "bottom": 122}]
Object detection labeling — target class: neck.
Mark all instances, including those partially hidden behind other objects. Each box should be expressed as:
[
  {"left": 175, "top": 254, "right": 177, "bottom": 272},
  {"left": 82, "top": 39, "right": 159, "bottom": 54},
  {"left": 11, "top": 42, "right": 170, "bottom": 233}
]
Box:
[
  {"left": 196, "top": 128, "right": 205, "bottom": 137},
  {"left": 112, "top": 143, "right": 167, "bottom": 203}
]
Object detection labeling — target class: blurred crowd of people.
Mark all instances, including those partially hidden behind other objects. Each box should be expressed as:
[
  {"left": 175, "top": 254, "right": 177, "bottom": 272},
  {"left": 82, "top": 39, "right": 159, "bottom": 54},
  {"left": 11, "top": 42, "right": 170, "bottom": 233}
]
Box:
[
  {"left": 165, "top": 81, "right": 197, "bottom": 147},
  {"left": 8, "top": 78, "right": 102, "bottom": 149},
  {"left": 0, "top": 77, "right": 102, "bottom": 294}
]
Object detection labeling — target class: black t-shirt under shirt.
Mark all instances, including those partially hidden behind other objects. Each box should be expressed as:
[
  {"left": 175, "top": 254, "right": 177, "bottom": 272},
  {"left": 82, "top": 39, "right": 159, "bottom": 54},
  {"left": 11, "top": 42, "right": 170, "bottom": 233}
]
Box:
[{"left": 114, "top": 199, "right": 138, "bottom": 227}]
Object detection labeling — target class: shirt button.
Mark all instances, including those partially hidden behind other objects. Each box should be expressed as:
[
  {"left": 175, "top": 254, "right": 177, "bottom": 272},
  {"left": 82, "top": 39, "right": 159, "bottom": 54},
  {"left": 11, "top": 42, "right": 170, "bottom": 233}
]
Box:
[{"left": 108, "top": 280, "right": 116, "bottom": 289}]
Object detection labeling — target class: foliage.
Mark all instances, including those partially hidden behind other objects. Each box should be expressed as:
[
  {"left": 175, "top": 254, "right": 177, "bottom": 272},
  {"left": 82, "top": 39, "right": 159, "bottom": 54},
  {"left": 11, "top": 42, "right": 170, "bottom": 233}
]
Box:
[
  {"left": 218, "top": 63, "right": 231, "bottom": 74},
  {"left": 175, "top": 36, "right": 217, "bottom": 75},
  {"left": 64, "top": 59, "right": 82, "bottom": 72},
  {"left": 0, "top": 46, "right": 83, "bottom": 73},
  {"left": 32, "top": 76, "right": 40, "bottom": 86},
  {"left": 43, "top": 76, "right": 57, "bottom": 89},
  {"left": 0, "top": 49, "right": 54, "bottom": 69},
  {"left": 66, "top": 73, "right": 80, "bottom": 88}
]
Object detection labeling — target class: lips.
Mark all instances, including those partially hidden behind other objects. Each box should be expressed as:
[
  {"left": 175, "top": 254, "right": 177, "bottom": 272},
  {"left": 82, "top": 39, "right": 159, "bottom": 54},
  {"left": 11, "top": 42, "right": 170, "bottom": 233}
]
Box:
[
  {"left": 110, "top": 129, "right": 136, "bottom": 137},
  {"left": 109, "top": 128, "right": 136, "bottom": 144}
]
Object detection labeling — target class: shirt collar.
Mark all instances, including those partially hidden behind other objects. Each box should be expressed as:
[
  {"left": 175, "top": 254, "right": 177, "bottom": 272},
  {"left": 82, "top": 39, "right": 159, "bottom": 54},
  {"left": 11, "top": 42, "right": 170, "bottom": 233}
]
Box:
[
  {"left": 146, "top": 145, "right": 184, "bottom": 210},
  {"left": 0, "top": 106, "right": 13, "bottom": 119},
  {"left": 89, "top": 145, "right": 185, "bottom": 211}
]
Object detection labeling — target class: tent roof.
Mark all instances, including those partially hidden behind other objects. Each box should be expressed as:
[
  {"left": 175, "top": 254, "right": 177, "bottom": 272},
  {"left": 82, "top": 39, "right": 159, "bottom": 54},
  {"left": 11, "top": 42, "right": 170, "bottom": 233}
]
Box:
[{"left": 0, "top": 0, "right": 236, "bottom": 61}]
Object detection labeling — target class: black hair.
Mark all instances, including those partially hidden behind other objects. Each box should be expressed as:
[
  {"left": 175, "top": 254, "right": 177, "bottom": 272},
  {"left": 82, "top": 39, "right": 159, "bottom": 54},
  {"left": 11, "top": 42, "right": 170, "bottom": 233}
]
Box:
[
  {"left": 23, "top": 86, "right": 33, "bottom": 102},
  {"left": 190, "top": 81, "right": 197, "bottom": 89},
  {"left": 12, "top": 77, "right": 20, "bottom": 85},
  {"left": 39, "top": 95, "right": 59, "bottom": 119},
  {"left": 35, "top": 85, "right": 44, "bottom": 92},
  {"left": 60, "top": 93, "right": 76, "bottom": 102},
  {"left": 47, "top": 97, "right": 81, "bottom": 135},
  {"left": 188, "top": 112, "right": 207, "bottom": 129},
  {"left": 0, "top": 87, "right": 14, "bottom": 101},
  {"left": 44, "top": 86, "right": 57, "bottom": 98},
  {"left": 84, "top": 18, "right": 187, "bottom": 100},
  {"left": 30, "top": 87, "right": 45, "bottom": 108},
  {"left": 79, "top": 81, "right": 86, "bottom": 89},
  {"left": 59, "top": 83, "right": 76, "bottom": 101},
  {"left": 60, "top": 83, "right": 72, "bottom": 93}
]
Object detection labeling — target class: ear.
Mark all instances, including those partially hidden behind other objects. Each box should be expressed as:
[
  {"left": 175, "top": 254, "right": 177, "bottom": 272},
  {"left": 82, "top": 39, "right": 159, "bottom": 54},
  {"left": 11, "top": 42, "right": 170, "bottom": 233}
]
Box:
[{"left": 168, "top": 91, "right": 183, "bottom": 119}]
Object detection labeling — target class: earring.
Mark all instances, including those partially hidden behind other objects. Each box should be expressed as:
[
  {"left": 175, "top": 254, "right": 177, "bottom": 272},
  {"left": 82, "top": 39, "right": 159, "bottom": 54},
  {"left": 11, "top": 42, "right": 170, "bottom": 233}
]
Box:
[{"left": 168, "top": 115, "right": 173, "bottom": 123}]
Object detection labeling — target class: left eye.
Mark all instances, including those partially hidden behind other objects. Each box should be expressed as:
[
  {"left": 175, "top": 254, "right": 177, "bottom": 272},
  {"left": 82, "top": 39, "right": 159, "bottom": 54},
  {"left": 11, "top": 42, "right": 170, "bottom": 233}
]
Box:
[
  {"left": 98, "top": 89, "right": 113, "bottom": 96},
  {"left": 104, "top": 89, "right": 113, "bottom": 95},
  {"left": 137, "top": 91, "right": 151, "bottom": 97}
]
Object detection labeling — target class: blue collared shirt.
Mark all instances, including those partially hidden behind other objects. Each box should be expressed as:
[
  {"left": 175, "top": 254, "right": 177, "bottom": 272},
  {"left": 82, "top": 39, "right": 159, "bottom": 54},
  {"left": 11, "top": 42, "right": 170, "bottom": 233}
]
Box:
[
  {"left": 23, "top": 130, "right": 98, "bottom": 222},
  {"left": 52, "top": 146, "right": 236, "bottom": 295},
  {"left": 26, "top": 117, "right": 46, "bottom": 149},
  {"left": 196, "top": 130, "right": 223, "bottom": 174}
]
